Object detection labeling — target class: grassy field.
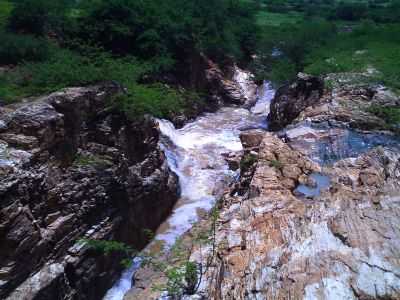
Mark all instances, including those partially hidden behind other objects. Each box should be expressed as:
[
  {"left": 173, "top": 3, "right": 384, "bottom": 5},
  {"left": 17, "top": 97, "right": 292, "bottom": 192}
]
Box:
[
  {"left": 304, "top": 24, "right": 400, "bottom": 90},
  {"left": 256, "top": 10, "right": 304, "bottom": 26}
]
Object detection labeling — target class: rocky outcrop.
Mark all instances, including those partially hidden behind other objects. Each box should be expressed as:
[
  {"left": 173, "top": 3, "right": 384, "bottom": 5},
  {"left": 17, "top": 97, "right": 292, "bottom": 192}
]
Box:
[
  {"left": 0, "top": 84, "right": 179, "bottom": 300},
  {"left": 269, "top": 72, "right": 400, "bottom": 133},
  {"left": 188, "top": 54, "right": 256, "bottom": 106},
  {"left": 187, "top": 75, "right": 400, "bottom": 299},
  {"left": 191, "top": 132, "right": 400, "bottom": 300},
  {"left": 268, "top": 73, "right": 324, "bottom": 131},
  {"left": 104, "top": 71, "right": 400, "bottom": 300}
]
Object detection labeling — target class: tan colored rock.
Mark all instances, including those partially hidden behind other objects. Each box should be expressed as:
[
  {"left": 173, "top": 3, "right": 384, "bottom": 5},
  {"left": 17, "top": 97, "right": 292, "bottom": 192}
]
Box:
[{"left": 189, "top": 134, "right": 400, "bottom": 300}]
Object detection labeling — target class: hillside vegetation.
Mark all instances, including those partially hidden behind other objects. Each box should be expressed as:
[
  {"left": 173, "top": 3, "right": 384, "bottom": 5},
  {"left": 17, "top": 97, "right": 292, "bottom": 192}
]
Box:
[
  {"left": 0, "top": 0, "right": 399, "bottom": 117},
  {"left": 0, "top": 0, "right": 258, "bottom": 117}
]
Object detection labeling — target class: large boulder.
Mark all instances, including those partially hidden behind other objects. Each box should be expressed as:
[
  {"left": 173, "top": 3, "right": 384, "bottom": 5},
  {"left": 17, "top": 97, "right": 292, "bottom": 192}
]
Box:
[{"left": 268, "top": 73, "right": 324, "bottom": 131}]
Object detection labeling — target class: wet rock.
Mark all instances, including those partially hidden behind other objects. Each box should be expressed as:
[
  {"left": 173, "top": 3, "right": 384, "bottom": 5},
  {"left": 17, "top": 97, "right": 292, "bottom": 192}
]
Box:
[
  {"left": 201, "top": 55, "right": 254, "bottom": 106},
  {"left": 268, "top": 73, "right": 324, "bottom": 131},
  {"left": 239, "top": 129, "right": 265, "bottom": 149},
  {"left": 0, "top": 84, "right": 179, "bottom": 300}
]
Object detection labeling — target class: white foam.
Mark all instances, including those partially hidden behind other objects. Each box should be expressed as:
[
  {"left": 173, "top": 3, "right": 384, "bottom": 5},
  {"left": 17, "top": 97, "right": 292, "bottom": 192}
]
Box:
[{"left": 104, "top": 82, "right": 275, "bottom": 300}]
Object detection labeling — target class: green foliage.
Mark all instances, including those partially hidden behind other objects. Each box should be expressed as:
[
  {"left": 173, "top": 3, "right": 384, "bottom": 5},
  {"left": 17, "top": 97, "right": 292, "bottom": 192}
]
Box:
[
  {"left": 8, "top": 0, "right": 69, "bottom": 35},
  {"left": 367, "top": 105, "right": 400, "bottom": 127},
  {"left": 0, "top": 1, "right": 13, "bottom": 29},
  {"left": 0, "top": 49, "right": 144, "bottom": 102},
  {"left": 153, "top": 261, "right": 199, "bottom": 297},
  {"left": 74, "top": 154, "right": 112, "bottom": 168},
  {"left": 304, "top": 23, "right": 400, "bottom": 90},
  {"left": 252, "top": 20, "right": 337, "bottom": 84},
  {"left": 240, "top": 153, "right": 258, "bottom": 172},
  {"left": 78, "top": 239, "right": 135, "bottom": 256},
  {"left": 67, "top": 0, "right": 258, "bottom": 62},
  {"left": 334, "top": 2, "right": 368, "bottom": 21},
  {"left": 115, "top": 84, "right": 185, "bottom": 119},
  {"left": 269, "top": 159, "right": 283, "bottom": 170},
  {"left": 0, "top": 32, "right": 50, "bottom": 64}
]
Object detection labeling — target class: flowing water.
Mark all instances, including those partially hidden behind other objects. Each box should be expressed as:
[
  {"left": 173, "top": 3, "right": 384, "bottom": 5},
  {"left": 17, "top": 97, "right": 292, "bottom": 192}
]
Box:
[
  {"left": 103, "top": 82, "right": 275, "bottom": 300},
  {"left": 104, "top": 79, "right": 400, "bottom": 299}
]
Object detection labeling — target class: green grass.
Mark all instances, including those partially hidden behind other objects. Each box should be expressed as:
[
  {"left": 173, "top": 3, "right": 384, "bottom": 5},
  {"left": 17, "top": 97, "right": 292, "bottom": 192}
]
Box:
[
  {"left": 256, "top": 10, "right": 304, "bottom": 26},
  {"left": 304, "top": 24, "right": 400, "bottom": 90}
]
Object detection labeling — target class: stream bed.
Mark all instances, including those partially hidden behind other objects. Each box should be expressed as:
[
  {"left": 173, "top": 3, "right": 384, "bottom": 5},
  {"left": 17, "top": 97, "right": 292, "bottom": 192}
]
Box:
[
  {"left": 104, "top": 80, "right": 400, "bottom": 300},
  {"left": 103, "top": 82, "right": 275, "bottom": 300}
]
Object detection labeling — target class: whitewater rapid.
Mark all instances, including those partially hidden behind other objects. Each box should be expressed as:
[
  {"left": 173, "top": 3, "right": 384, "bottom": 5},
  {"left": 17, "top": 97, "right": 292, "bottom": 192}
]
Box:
[{"left": 103, "top": 82, "right": 275, "bottom": 300}]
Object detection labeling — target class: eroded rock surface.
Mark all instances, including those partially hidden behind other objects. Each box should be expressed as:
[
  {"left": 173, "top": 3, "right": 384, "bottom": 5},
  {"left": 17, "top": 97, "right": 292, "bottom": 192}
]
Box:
[
  {"left": 0, "top": 84, "right": 179, "bottom": 300},
  {"left": 192, "top": 133, "right": 400, "bottom": 300}
]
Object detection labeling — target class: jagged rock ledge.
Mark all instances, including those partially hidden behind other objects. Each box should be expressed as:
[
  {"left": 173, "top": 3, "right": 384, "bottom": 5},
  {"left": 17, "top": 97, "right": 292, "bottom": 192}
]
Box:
[{"left": 0, "top": 83, "right": 179, "bottom": 300}]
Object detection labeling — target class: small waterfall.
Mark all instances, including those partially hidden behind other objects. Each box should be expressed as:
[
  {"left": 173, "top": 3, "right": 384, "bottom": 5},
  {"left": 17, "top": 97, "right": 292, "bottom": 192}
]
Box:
[
  {"left": 104, "top": 81, "right": 275, "bottom": 300},
  {"left": 251, "top": 81, "right": 275, "bottom": 116}
]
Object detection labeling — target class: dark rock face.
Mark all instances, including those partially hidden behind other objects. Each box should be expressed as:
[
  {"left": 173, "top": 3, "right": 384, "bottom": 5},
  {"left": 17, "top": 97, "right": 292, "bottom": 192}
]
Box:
[
  {"left": 268, "top": 73, "right": 324, "bottom": 131},
  {"left": 0, "top": 83, "right": 178, "bottom": 300}
]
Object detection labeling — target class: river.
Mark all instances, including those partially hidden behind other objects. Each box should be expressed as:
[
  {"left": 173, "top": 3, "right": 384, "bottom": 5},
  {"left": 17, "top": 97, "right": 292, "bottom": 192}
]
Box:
[{"left": 103, "top": 82, "right": 275, "bottom": 300}]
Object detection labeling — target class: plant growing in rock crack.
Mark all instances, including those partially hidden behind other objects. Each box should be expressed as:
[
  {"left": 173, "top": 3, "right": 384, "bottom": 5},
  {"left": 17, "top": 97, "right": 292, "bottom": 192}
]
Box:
[
  {"left": 77, "top": 228, "right": 155, "bottom": 268},
  {"left": 150, "top": 206, "right": 221, "bottom": 299},
  {"left": 269, "top": 159, "right": 283, "bottom": 170},
  {"left": 78, "top": 207, "right": 221, "bottom": 299},
  {"left": 77, "top": 238, "right": 137, "bottom": 268},
  {"left": 240, "top": 153, "right": 258, "bottom": 173},
  {"left": 73, "top": 153, "right": 112, "bottom": 168}
]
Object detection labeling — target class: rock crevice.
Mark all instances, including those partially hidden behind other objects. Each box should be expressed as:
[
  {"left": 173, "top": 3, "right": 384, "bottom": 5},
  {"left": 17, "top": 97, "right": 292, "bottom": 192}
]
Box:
[{"left": 0, "top": 83, "right": 179, "bottom": 300}]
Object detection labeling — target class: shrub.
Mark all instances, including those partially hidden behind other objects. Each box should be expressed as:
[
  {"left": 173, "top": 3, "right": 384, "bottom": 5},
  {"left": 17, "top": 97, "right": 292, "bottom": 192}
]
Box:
[
  {"left": 0, "top": 1, "right": 13, "bottom": 29},
  {"left": 269, "top": 159, "right": 283, "bottom": 170},
  {"left": 240, "top": 153, "right": 258, "bottom": 173},
  {"left": 115, "top": 83, "right": 185, "bottom": 119},
  {"left": 8, "top": 0, "right": 69, "bottom": 35},
  {"left": 367, "top": 105, "right": 400, "bottom": 127},
  {"left": 0, "top": 32, "right": 50, "bottom": 64},
  {"left": 2, "top": 49, "right": 144, "bottom": 99}
]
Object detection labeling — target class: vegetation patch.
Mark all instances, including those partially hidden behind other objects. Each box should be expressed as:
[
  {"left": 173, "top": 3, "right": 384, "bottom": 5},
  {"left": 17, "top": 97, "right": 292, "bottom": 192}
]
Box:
[
  {"left": 367, "top": 105, "right": 400, "bottom": 129},
  {"left": 240, "top": 153, "right": 258, "bottom": 173},
  {"left": 73, "top": 154, "right": 112, "bottom": 168},
  {"left": 269, "top": 159, "right": 283, "bottom": 170}
]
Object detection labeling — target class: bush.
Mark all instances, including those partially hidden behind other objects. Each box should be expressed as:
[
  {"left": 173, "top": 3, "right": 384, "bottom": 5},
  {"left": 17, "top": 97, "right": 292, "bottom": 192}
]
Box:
[
  {"left": 6, "top": 49, "right": 144, "bottom": 95},
  {"left": 8, "top": 0, "right": 68, "bottom": 35},
  {"left": 335, "top": 2, "right": 368, "bottom": 21},
  {"left": 116, "top": 83, "right": 186, "bottom": 119},
  {"left": 367, "top": 105, "right": 400, "bottom": 126},
  {"left": 0, "top": 1, "right": 13, "bottom": 29},
  {"left": 0, "top": 32, "right": 50, "bottom": 64},
  {"left": 0, "top": 49, "right": 145, "bottom": 102}
]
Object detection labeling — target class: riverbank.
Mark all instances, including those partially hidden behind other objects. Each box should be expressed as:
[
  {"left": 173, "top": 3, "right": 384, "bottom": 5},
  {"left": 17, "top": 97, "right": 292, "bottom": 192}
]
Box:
[{"left": 125, "top": 73, "right": 400, "bottom": 300}]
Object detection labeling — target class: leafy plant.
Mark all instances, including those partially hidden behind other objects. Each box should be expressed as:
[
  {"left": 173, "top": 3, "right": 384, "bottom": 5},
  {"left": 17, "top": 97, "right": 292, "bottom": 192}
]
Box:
[
  {"left": 269, "top": 159, "right": 283, "bottom": 170},
  {"left": 8, "top": 0, "right": 69, "bottom": 35},
  {"left": 240, "top": 153, "right": 258, "bottom": 173},
  {"left": 0, "top": 32, "right": 51, "bottom": 65},
  {"left": 73, "top": 154, "right": 112, "bottom": 167},
  {"left": 367, "top": 105, "right": 400, "bottom": 128}
]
